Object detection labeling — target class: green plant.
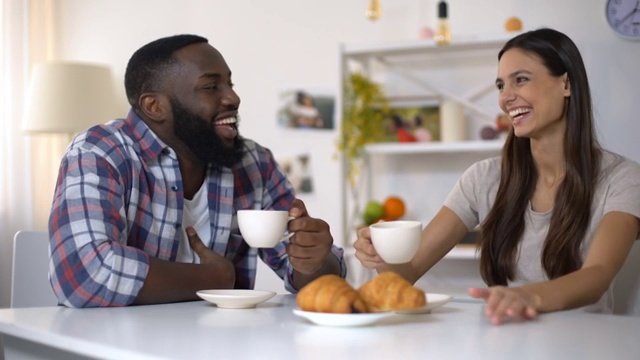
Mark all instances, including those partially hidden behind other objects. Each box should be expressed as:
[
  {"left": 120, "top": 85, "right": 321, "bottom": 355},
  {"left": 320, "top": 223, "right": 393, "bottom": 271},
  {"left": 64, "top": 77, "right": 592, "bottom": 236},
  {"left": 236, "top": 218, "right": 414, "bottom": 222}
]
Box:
[{"left": 337, "top": 73, "right": 390, "bottom": 188}]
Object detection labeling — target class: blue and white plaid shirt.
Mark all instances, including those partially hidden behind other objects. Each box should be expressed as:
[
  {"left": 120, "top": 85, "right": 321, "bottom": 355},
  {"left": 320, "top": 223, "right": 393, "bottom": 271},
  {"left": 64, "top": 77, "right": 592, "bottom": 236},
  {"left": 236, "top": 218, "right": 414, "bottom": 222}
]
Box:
[{"left": 49, "top": 109, "right": 346, "bottom": 308}]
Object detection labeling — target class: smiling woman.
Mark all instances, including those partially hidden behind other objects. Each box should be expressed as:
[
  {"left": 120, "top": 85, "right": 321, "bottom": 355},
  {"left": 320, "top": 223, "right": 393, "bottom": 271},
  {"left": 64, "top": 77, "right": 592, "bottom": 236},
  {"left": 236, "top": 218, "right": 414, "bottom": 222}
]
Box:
[{"left": 353, "top": 28, "right": 640, "bottom": 325}]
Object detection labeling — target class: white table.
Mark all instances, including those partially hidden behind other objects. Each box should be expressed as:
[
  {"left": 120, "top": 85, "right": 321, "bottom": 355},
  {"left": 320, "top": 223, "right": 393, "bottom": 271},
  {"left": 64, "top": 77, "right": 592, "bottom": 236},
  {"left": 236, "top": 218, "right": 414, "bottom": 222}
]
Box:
[{"left": 1, "top": 295, "right": 639, "bottom": 360}]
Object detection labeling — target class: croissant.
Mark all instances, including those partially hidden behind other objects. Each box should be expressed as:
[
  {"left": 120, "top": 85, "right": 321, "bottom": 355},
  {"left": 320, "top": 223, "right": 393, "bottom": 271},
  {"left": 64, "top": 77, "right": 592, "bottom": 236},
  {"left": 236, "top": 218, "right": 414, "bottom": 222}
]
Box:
[
  {"left": 296, "top": 274, "right": 368, "bottom": 313},
  {"left": 358, "top": 271, "right": 426, "bottom": 312}
]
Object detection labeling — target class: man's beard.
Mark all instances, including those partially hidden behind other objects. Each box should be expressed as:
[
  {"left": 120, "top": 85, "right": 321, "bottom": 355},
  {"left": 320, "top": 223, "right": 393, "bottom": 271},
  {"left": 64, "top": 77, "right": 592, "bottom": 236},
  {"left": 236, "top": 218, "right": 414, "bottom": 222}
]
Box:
[{"left": 171, "top": 98, "right": 244, "bottom": 168}]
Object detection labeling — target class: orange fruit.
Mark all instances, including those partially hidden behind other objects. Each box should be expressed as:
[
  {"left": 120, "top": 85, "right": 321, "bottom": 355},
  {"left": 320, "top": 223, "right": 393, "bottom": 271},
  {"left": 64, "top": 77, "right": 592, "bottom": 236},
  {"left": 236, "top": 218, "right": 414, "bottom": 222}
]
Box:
[
  {"left": 382, "top": 196, "right": 405, "bottom": 221},
  {"left": 504, "top": 17, "right": 523, "bottom": 32}
]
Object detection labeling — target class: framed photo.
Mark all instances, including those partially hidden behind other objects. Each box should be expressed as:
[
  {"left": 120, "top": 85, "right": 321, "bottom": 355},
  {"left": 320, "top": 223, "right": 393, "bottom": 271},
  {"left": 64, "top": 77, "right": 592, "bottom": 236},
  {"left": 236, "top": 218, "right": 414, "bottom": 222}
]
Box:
[
  {"left": 277, "top": 89, "right": 335, "bottom": 130},
  {"left": 277, "top": 152, "right": 314, "bottom": 195},
  {"left": 378, "top": 98, "right": 441, "bottom": 143}
]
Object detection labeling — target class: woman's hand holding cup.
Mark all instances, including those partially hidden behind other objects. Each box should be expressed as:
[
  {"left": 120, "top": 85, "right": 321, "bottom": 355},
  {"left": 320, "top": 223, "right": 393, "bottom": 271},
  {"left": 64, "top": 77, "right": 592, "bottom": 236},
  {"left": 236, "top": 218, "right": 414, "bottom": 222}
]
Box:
[{"left": 355, "top": 220, "right": 422, "bottom": 268}]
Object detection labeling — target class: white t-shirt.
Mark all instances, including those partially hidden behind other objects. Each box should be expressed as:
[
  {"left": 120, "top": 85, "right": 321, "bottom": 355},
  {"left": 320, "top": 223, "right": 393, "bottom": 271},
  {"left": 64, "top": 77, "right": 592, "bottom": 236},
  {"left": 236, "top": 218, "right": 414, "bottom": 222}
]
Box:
[
  {"left": 176, "top": 181, "right": 212, "bottom": 263},
  {"left": 444, "top": 151, "right": 640, "bottom": 313}
]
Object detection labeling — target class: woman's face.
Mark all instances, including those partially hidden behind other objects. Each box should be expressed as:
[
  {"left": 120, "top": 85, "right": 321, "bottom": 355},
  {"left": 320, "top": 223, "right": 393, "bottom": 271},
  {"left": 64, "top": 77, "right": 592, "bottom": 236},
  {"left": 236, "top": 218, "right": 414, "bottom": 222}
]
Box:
[{"left": 496, "top": 48, "right": 570, "bottom": 139}]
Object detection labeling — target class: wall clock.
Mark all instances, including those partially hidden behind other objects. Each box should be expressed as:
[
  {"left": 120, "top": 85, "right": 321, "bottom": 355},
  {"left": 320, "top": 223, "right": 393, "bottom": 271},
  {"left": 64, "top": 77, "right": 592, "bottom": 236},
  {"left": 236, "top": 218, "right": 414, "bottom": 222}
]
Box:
[{"left": 606, "top": 0, "right": 640, "bottom": 41}]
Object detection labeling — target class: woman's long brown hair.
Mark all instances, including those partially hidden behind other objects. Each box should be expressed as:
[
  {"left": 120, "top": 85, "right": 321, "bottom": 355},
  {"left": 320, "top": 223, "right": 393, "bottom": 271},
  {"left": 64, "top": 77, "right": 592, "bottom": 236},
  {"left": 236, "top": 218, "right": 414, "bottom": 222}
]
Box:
[{"left": 479, "top": 28, "right": 601, "bottom": 285}]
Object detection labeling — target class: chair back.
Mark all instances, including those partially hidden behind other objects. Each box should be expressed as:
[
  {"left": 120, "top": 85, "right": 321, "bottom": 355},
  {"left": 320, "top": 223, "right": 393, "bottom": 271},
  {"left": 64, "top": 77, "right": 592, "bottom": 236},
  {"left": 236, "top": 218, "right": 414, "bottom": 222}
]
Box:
[
  {"left": 10, "top": 230, "right": 58, "bottom": 308},
  {"left": 613, "top": 240, "right": 640, "bottom": 316}
]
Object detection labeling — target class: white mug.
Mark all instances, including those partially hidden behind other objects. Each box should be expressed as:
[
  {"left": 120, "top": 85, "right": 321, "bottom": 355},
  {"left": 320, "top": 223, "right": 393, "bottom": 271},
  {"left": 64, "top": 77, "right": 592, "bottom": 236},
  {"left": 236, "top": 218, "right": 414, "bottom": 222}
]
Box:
[
  {"left": 369, "top": 220, "right": 422, "bottom": 264},
  {"left": 237, "top": 210, "right": 294, "bottom": 248}
]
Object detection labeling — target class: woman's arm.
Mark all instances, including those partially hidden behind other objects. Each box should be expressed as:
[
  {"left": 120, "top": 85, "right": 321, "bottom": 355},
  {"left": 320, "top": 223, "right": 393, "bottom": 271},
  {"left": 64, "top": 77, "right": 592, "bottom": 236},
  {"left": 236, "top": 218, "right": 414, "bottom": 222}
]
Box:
[
  {"left": 354, "top": 206, "right": 469, "bottom": 284},
  {"left": 470, "top": 211, "right": 639, "bottom": 324},
  {"left": 524, "top": 211, "right": 639, "bottom": 311}
]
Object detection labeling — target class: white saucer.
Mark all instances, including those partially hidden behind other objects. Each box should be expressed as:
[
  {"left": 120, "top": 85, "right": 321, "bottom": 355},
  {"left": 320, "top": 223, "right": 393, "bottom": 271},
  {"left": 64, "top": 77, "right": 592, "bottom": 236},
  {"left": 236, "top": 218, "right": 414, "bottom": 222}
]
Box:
[
  {"left": 293, "top": 309, "right": 395, "bottom": 327},
  {"left": 196, "top": 289, "right": 276, "bottom": 309},
  {"left": 394, "top": 293, "right": 453, "bottom": 314}
]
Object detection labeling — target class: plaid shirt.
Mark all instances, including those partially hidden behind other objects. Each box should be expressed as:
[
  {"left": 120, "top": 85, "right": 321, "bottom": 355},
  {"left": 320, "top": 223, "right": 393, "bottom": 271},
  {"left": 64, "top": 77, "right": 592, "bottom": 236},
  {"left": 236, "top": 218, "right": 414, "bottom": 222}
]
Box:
[{"left": 49, "top": 110, "right": 346, "bottom": 308}]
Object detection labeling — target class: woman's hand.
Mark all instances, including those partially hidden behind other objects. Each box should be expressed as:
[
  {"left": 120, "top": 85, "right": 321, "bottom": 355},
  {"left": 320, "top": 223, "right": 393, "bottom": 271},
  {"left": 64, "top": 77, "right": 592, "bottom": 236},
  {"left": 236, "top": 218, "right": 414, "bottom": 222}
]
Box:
[
  {"left": 353, "top": 225, "right": 385, "bottom": 269},
  {"left": 468, "top": 286, "right": 541, "bottom": 325}
]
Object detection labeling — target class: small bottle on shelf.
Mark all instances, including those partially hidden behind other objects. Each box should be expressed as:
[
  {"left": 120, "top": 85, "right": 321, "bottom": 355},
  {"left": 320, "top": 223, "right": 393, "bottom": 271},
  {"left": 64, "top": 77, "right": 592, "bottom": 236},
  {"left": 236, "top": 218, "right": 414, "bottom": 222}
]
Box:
[{"left": 435, "top": 1, "right": 451, "bottom": 46}]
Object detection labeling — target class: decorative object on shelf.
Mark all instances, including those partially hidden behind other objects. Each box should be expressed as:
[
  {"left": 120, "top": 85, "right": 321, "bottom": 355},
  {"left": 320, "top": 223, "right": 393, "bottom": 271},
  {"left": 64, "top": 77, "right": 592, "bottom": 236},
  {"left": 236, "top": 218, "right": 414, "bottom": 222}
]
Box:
[
  {"left": 382, "top": 196, "right": 406, "bottom": 221},
  {"left": 363, "top": 200, "right": 384, "bottom": 225},
  {"left": 435, "top": 0, "right": 451, "bottom": 46},
  {"left": 337, "top": 73, "right": 390, "bottom": 188},
  {"left": 504, "top": 16, "right": 523, "bottom": 32},
  {"left": 605, "top": 0, "right": 640, "bottom": 41},
  {"left": 479, "top": 113, "right": 511, "bottom": 140},
  {"left": 439, "top": 100, "right": 466, "bottom": 142},
  {"left": 366, "top": 0, "right": 381, "bottom": 21},
  {"left": 480, "top": 126, "right": 499, "bottom": 140},
  {"left": 362, "top": 195, "right": 406, "bottom": 225},
  {"left": 379, "top": 102, "right": 440, "bottom": 143}
]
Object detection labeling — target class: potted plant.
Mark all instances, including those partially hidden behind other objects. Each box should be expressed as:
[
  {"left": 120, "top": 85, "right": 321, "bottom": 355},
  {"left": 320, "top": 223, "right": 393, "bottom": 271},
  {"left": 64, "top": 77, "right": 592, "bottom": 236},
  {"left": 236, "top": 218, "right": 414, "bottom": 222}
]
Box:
[
  {"left": 337, "top": 73, "right": 390, "bottom": 233},
  {"left": 337, "top": 73, "right": 390, "bottom": 188}
]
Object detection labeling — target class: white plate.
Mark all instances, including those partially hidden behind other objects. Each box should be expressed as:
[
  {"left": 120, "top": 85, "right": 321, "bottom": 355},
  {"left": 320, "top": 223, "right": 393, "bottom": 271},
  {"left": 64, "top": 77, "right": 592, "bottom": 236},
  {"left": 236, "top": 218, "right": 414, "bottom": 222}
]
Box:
[
  {"left": 293, "top": 309, "right": 395, "bottom": 327},
  {"left": 196, "top": 289, "right": 276, "bottom": 309},
  {"left": 394, "top": 293, "right": 453, "bottom": 314}
]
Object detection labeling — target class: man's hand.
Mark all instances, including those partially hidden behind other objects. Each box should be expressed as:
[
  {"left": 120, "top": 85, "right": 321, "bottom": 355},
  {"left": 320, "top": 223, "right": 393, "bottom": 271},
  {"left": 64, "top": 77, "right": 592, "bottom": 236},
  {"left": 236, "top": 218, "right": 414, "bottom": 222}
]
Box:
[
  {"left": 286, "top": 199, "right": 334, "bottom": 275},
  {"left": 287, "top": 199, "right": 342, "bottom": 290},
  {"left": 132, "top": 227, "right": 235, "bottom": 305},
  {"left": 186, "top": 227, "right": 235, "bottom": 286},
  {"left": 186, "top": 227, "right": 230, "bottom": 265}
]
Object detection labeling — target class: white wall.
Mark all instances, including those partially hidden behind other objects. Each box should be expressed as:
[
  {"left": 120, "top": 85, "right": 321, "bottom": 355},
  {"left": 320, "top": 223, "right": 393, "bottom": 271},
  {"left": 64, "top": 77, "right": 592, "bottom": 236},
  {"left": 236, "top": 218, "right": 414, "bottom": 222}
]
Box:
[
  {"left": 56, "top": 0, "right": 640, "bottom": 158},
  {"left": 10, "top": 0, "right": 637, "bottom": 294}
]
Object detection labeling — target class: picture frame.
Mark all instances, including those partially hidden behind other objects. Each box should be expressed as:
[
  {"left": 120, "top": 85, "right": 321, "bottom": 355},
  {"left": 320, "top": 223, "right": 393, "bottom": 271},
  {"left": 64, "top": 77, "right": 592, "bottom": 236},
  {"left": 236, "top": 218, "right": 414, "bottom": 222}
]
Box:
[
  {"left": 377, "top": 97, "right": 441, "bottom": 143},
  {"left": 276, "top": 89, "right": 335, "bottom": 130},
  {"left": 277, "top": 152, "right": 314, "bottom": 195}
]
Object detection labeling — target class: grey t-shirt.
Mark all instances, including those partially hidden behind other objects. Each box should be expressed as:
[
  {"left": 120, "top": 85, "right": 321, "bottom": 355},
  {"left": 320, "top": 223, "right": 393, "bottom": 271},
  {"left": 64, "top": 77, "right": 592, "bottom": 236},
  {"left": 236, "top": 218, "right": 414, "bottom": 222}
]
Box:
[{"left": 444, "top": 151, "right": 640, "bottom": 313}]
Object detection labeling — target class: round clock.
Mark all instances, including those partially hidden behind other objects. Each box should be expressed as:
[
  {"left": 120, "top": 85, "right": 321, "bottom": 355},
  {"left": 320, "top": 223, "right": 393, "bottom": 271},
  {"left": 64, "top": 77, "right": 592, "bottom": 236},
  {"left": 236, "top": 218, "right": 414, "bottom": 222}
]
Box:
[{"left": 606, "top": 0, "right": 640, "bottom": 41}]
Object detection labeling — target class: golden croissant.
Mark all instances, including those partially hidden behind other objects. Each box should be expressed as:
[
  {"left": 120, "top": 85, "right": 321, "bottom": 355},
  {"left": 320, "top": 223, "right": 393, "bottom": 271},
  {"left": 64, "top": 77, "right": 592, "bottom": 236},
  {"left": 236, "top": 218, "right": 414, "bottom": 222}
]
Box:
[
  {"left": 296, "top": 274, "right": 368, "bottom": 314},
  {"left": 358, "top": 271, "right": 426, "bottom": 312}
]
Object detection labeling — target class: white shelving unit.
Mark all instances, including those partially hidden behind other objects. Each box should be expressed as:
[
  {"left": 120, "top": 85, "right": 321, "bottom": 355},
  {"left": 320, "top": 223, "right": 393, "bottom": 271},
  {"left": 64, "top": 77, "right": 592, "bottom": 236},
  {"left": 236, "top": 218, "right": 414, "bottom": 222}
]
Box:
[{"left": 338, "top": 36, "right": 510, "bottom": 286}]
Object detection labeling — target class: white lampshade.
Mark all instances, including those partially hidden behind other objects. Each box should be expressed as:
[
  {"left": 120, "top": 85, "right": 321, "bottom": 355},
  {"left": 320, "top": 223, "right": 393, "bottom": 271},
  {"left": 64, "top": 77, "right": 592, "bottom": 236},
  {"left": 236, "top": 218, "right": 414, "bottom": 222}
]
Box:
[{"left": 23, "top": 62, "right": 119, "bottom": 134}]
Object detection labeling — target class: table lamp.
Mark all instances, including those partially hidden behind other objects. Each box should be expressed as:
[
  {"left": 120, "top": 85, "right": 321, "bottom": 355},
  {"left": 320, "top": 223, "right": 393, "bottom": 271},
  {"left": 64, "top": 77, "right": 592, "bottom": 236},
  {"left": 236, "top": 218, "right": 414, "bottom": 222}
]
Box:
[{"left": 22, "top": 61, "right": 119, "bottom": 134}]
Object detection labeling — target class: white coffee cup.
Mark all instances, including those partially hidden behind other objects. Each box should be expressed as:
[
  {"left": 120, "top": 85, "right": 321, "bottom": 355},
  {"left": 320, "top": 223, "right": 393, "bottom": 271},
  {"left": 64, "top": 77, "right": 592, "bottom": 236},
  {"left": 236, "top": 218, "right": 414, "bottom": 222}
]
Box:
[
  {"left": 237, "top": 210, "right": 294, "bottom": 248},
  {"left": 369, "top": 220, "right": 422, "bottom": 264}
]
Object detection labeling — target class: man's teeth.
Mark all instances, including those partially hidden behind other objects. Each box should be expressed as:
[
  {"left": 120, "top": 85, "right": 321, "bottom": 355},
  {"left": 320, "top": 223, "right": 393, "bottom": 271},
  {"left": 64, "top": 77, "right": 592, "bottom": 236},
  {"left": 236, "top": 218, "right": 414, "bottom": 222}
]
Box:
[
  {"left": 215, "top": 117, "right": 236, "bottom": 125},
  {"left": 509, "top": 108, "right": 530, "bottom": 118}
]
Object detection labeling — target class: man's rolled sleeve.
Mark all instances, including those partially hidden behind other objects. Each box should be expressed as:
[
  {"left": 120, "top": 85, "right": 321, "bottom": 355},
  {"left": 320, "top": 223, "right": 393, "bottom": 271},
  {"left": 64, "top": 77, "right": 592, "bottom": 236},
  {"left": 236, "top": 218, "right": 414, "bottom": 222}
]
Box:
[{"left": 49, "top": 147, "right": 149, "bottom": 308}]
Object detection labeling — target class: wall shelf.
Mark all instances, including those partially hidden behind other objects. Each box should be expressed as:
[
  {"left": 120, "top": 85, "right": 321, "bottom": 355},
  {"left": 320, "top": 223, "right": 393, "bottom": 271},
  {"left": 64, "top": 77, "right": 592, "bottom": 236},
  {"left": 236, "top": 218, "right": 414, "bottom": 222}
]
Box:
[
  {"left": 446, "top": 245, "right": 480, "bottom": 260},
  {"left": 343, "top": 244, "right": 478, "bottom": 262},
  {"left": 364, "top": 139, "right": 504, "bottom": 155},
  {"left": 342, "top": 34, "right": 516, "bottom": 62}
]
